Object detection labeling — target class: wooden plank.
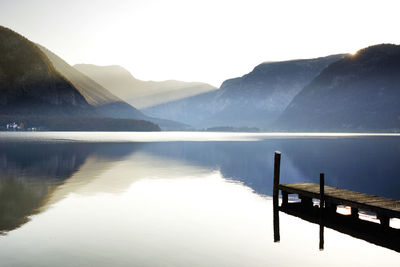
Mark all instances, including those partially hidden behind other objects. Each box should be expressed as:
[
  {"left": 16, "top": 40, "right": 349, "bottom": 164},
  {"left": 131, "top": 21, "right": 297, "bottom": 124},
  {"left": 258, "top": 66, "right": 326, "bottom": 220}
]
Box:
[
  {"left": 273, "top": 152, "right": 281, "bottom": 207},
  {"left": 279, "top": 182, "right": 400, "bottom": 219}
]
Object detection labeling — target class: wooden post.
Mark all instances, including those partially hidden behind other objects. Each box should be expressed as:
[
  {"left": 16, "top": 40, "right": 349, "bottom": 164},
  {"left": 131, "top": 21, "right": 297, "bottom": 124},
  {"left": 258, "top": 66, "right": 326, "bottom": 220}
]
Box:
[
  {"left": 351, "top": 207, "right": 359, "bottom": 219},
  {"left": 319, "top": 222, "right": 324, "bottom": 251},
  {"left": 273, "top": 151, "right": 281, "bottom": 243},
  {"left": 273, "top": 151, "right": 281, "bottom": 205},
  {"left": 378, "top": 214, "right": 390, "bottom": 228},
  {"left": 319, "top": 173, "right": 325, "bottom": 251},
  {"left": 273, "top": 198, "right": 280, "bottom": 242},
  {"left": 326, "top": 202, "right": 337, "bottom": 214},
  {"left": 282, "top": 191, "right": 288, "bottom": 207},
  {"left": 300, "top": 196, "right": 313, "bottom": 209},
  {"left": 320, "top": 173, "right": 325, "bottom": 209}
]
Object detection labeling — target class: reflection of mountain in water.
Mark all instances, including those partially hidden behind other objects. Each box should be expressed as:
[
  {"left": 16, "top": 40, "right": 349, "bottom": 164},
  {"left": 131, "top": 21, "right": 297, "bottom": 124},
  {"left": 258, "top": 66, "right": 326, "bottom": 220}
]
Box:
[
  {"left": 279, "top": 138, "right": 400, "bottom": 199},
  {"left": 0, "top": 177, "right": 51, "bottom": 234},
  {"left": 0, "top": 143, "right": 93, "bottom": 180},
  {"left": 0, "top": 143, "right": 91, "bottom": 234},
  {"left": 2, "top": 137, "right": 400, "bottom": 235},
  {"left": 139, "top": 138, "right": 400, "bottom": 199},
  {"left": 138, "top": 142, "right": 289, "bottom": 195},
  {"left": 0, "top": 142, "right": 139, "bottom": 234}
]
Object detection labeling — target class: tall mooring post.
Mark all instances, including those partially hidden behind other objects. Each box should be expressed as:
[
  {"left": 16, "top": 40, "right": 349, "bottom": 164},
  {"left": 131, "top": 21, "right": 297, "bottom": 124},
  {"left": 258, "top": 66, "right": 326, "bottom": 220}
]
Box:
[
  {"left": 273, "top": 151, "right": 281, "bottom": 242},
  {"left": 320, "top": 173, "right": 325, "bottom": 209},
  {"left": 319, "top": 173, "right": 325, "bottom": 250},
  {"left": 273, "top": 151, "right": 281, "bottom": 205}
]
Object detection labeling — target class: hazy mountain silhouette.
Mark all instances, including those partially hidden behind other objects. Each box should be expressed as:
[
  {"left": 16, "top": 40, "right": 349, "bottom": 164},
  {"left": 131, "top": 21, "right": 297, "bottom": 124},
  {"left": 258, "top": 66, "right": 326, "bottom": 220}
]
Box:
[
  {"left": 143, "top": 55, "right": 345, "bottom": 128},
  {"left": 74, "top": 64, "right": 216, "bottom": 109},
  {"left": 0, "top": 26, "right": 163, "bottom": 131},
  {"left": 38, "top": 46, "right": 121, "bottom": 106},
  {"left": 38, "top": 45, "right": 185, "bottom": 130},
  {"left": 38, "top": 45, "right": 145, "bottom": 119},
  {"left": 0, "top": 26, "right": 92, "bottom": 117},
  {"left": 275, "top": 44, "right": 400, "bottom": 132}
]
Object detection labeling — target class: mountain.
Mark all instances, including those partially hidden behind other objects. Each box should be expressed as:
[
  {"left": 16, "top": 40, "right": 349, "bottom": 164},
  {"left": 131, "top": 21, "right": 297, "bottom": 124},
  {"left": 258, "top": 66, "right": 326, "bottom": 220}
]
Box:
[
  {"left": 38, "top": 45, "right": 144, "bottom": 119},
  {"left": 38, "top": 45, "right": 185, "bottom": 130},
  {"left": 143, "top": 55, "right": 345, "bottom": 128},
  {"left": 0, "top": 26, "right": 160, "bottom": 131},
  {"left": 275, "top": 44, "right": 400, "bottom": 132},
  {"left": 0, "top": 26, "right": 91, "bottom": 116},
  {"left": 73, "top": 64, "right": 216, "bottom": 109},
  {"left": 142, "top": 90, "right": 217, "bottom": 128}
]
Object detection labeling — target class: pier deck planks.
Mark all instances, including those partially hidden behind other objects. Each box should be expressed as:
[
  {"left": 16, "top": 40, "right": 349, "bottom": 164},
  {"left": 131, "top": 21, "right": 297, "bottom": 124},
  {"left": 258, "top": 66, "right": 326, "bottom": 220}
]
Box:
[{"left": 278, "top": 182, "right": 400, "bottom": 219}]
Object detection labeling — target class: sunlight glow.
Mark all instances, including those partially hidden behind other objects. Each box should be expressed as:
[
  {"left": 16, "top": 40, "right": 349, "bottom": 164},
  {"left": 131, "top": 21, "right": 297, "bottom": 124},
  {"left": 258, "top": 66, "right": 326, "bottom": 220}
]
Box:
[{"left": 1, "top": 0, "right": 400, "bottom": 85}]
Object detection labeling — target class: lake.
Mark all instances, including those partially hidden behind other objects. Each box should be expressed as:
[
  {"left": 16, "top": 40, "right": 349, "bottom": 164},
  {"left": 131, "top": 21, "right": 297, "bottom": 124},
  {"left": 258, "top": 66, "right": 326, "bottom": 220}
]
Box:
[{"left": 0, "top": 132, "right": 399, "bottom": 266}]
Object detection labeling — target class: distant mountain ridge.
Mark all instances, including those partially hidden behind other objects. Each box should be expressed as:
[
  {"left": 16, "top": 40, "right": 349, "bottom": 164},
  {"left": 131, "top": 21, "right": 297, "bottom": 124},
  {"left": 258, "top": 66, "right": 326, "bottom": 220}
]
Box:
[
  {"left": 0, "top": 25, "right": 160, "bottom": 131},
  {"left": 0, "top": 26, "right": 92, "bottom": 117},
  {"left": 38, "top": 45, "right": 144, "bottom": 120},
  {"left": 38, "top": 45, "right": 120, "bottom": 106},
  {"left": 5, "top": 25, "right": 399, "bottom": 132},
  {"left": 275, "top": 44, "right": 400, "bottom": 132},
  {"left": 74, "top": 64, "right": 216, "bottom": 109},
  {"left": 143, "top": 54, "right": 345, "bottom": 128},
  {"left": 37, "top": 44, "right": 184, "bottom": 130}
]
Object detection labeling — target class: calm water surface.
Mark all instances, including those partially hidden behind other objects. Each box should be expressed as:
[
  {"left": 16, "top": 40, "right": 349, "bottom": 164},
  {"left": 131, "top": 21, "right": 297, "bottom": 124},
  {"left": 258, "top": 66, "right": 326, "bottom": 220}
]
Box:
[{"left": 0, "top": 132, "right": 399, "bottom": 266}]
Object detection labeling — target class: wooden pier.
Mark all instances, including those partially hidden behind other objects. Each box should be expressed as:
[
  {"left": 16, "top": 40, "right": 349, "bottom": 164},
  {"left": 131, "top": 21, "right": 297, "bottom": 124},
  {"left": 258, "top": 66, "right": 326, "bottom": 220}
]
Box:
[{"left": 273, "top": 151, "right": 400, "bottom": 227}]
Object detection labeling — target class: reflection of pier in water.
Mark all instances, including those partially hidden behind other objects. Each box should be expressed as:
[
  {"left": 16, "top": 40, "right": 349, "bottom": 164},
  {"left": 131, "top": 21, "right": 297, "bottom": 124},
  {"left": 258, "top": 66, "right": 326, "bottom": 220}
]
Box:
[
  {"left": 273, "top": 202, "right": 400, "bottom": 252},
  {"left": 272, "top": 151, "right": 400, "bottom": 253}
]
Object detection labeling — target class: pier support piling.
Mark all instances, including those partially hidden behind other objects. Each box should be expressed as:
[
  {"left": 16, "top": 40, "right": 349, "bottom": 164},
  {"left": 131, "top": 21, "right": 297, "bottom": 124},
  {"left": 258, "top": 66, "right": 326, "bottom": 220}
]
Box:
[
  {"left": 273, "top": 151, "right": 281, "bottom": 242},
  {"left": 273, "top": 151, "right": 281, "bottom": 206},
  {"left": 351, "top": 208, "right": 359, "bottom": 219},
  {"left": 320, "top": 173, "right": 325, "bottom": 209},
  {"left": 378, "top": 214, "right": 390, "bottom": 228},
  {"left": 282, "top": 191, "right": 288, "bottom": 207},
  {"left": 300, "top": 196, "right": 313, "bottom": 209}
]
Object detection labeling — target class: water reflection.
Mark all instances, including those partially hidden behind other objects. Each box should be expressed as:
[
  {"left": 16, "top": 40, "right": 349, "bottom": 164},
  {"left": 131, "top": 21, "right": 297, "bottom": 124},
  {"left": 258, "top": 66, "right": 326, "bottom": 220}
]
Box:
[
  {"left": 0, "top": 143, "right": 140, "bottom": 234},
  {"left": 2, "top": 137, "right": 400, "bottom": 235},
  {"left": 274, "top": 202, "right": 400, "bottom": 253},
  {"left": 0, "top": 135, "right": 400, "bottom": 266},
  {"left": 0, "top": 143, "right": 89, "bottom": 234},
  {"left": 0, "top": 142, "right": 217, "bottom": 235},
  {"left": 138, "top": 138, "right": 400, "bottom": 199}
]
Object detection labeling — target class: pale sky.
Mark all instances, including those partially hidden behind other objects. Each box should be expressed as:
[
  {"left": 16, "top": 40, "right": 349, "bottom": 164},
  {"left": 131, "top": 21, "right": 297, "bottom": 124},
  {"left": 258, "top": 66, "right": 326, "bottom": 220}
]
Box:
[{"left": 1, "top": 0, "right": 399, "bottom": 86}]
